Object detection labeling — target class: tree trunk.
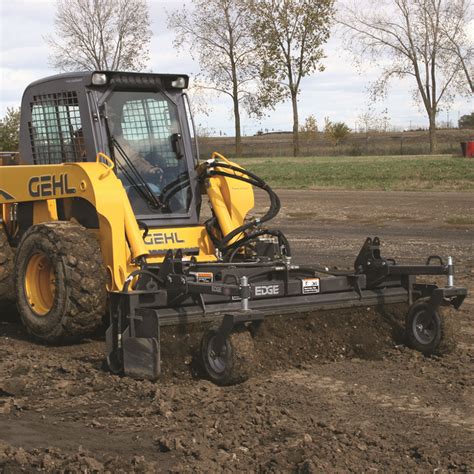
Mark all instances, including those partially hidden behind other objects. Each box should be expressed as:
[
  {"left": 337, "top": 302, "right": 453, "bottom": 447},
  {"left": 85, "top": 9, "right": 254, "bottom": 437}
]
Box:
[
  {"left": 428, "top": 111, "right": 437, "bottom": 154},
  {"left": 233, "top": 95, "right": 242, "bottom": 157},
  {"left": 291, "top": 91, "right": 299, "bottom": 157}
]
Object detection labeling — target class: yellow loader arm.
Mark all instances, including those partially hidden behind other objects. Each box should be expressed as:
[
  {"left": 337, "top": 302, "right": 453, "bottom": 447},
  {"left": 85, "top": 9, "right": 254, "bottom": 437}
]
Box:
[{"left": 0, "top": 156, "right": 146, "bottom": 290}]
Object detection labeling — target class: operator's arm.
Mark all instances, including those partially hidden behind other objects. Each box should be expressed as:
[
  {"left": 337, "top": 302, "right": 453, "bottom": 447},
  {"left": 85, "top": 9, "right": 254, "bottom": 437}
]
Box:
[
  {"left": 130, "top": 150, "right": 161, "bottom": 176},
  {"left": 115, "top": 138, "right": 162, "bottom": 176}
]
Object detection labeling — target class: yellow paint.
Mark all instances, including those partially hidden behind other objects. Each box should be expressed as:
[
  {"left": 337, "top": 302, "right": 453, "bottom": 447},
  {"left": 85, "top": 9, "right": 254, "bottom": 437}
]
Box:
[
  {"left": 144, "top": 225, "right": 216, "bottom": 263},
  {"left": 0, "top": 158, "right": 142, "bottom": 290},
  {"left": 204, "top": 153, "right": 254, "bottom": 244},
  {"left": 33, "top": 200, "right": 58, "bottom": 224},
  {"left": 121, "top": 186, "right": 149, "bottom": 259},
  {"left": 24, "top": 252, "right": 55, "bottom": 315},
  {"left": 1, "top": 203, "right": 12, "bottom": 232},
  {"left": 0, "top": 151, "right": 256, "bottom": 291}
]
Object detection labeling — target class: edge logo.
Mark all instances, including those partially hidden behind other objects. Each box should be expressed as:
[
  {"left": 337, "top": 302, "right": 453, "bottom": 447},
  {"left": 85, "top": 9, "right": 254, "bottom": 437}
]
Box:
[
  {"left": 254, "top": 284, "right": 280, "bottom": 296},
  {"left": 144, "top": 232, "right": 185, "bottom": 246},
  {"left": 28, "top": 174, "right": 76, "bottom": 197}
]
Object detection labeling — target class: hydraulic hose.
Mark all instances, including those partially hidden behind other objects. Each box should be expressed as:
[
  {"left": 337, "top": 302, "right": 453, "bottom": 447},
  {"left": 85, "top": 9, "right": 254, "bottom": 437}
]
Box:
[
  {"left": 203, "top": 160, "right": 289, "bottom": 259},
  {"left": 123, "top": 269, "right": 165, "bottom": 293},
  {"left": 227, "top": 229, "right": 292, "bottom": 262},
  {"left": 205, "top": 162, "right": 280, "bottom": 241}
]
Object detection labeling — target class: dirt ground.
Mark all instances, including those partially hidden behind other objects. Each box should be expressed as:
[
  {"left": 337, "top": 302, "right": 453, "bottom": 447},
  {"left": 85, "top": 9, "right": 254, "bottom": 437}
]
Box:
[{"left": 1, "top": 189, "right": 473, "bottom": 472}]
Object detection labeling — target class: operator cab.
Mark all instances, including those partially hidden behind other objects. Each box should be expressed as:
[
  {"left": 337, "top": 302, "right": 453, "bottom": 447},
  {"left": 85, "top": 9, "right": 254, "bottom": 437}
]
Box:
[
  {"left": 106, "top": 89, "right": 191, "bottom": 216},
  {"left": 19, "top": 71, "right": 200, "bottom": 227}
]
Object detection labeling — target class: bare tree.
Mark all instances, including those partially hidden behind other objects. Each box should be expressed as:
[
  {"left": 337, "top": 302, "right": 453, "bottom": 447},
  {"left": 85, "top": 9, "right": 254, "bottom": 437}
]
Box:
[
  {"left": 339, "top": 0, "right": 473, "bottom": 153},
  {"left": 168, "top": 0, "right": 263, "bottom": 156},
  {"left": 47, "top": 0, "right": 152, "bottom": 72},
  {"left": 249, "top": 0, "right": 335, "bottom": 157},
  {"left": 357, "top": 106, "right": 392, "bottom": 133},
  {"left": 440, "top": 0, "right": 473, "bottom": 93}
]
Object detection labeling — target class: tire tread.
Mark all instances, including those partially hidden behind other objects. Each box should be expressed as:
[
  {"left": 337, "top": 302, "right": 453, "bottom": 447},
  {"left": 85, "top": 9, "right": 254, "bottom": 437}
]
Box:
[
  {"left": 15, "top": 221, "right": 107, "bottom": 343},
  {"left": 0, "top": 225, "right": 14, "bottom": 301}
]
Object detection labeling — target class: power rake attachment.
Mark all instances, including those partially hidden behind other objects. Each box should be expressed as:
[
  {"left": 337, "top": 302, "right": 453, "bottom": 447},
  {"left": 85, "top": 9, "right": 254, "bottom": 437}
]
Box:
[{"left": 106, "top": 237, "right": 467, "bottom": 385}]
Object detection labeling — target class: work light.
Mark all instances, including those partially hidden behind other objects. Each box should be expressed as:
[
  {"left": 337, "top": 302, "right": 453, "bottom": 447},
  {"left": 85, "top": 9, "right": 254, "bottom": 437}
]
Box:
[
  {"left": 171, "top": 76, "right": 186, "bottom": 88},
  {"left": 92, "top": 73, "right": 108, "bottom": 85}
]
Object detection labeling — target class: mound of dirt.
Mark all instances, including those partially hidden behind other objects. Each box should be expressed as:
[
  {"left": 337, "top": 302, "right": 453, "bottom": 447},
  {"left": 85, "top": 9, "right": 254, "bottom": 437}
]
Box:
[
  {"left": 253, "top": 303, "right": 407, "bottom": 370},
  {"left": 156, "top": 303, "right": 407, "bottom": 381}
]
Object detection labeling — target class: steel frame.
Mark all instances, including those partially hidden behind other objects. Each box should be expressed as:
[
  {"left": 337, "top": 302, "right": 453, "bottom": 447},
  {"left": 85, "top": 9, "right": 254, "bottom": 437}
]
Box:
[{"left": 106, "top": 237, "right": 467, "bottom": 380}]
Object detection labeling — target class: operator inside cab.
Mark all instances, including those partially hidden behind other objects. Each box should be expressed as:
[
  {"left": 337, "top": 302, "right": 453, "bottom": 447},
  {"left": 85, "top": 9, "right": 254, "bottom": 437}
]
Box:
[{"left": 105, "top": 91, "right": 192, "bottom": 216}]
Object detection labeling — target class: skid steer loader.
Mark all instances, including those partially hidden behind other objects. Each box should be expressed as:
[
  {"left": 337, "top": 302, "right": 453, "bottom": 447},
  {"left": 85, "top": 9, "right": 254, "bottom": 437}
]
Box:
[{"left": 0, "top": 71, "right": 467, "bottom": 385}]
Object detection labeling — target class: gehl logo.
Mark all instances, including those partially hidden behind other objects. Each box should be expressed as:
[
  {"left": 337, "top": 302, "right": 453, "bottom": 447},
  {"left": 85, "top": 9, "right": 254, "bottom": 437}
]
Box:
[
  {"left": 144, "top": 232, "right": 185, "bottom": 246},
  {"left": 28, "top": 174, "right": 76, "bottom": 198}
]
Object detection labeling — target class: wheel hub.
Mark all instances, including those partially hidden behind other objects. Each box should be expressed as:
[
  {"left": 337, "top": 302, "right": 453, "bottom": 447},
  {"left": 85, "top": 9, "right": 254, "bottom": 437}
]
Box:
[
  {"left": 24, "top": 252, "right": 56, "bottom": 315},
  {"left": 413, "top": 310, "right": 436, "bottom": 344},
  {"left": 207, "top": 335, "right": 227, "bottom": 374}
]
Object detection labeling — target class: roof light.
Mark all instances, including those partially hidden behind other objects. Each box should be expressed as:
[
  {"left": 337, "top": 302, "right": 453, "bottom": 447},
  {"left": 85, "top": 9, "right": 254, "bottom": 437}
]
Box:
[
  {"left": 171, "top": 76, "right": 186, "bottom": 89},
  {"left": 92, "top": 73, "right": 108, "bottom": 85}
]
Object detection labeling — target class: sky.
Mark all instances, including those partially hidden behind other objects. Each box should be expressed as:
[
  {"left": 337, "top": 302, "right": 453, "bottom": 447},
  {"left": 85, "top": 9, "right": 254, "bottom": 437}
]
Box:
[{"left": 0, "top": 0, "right": 472, "bottom": 136}]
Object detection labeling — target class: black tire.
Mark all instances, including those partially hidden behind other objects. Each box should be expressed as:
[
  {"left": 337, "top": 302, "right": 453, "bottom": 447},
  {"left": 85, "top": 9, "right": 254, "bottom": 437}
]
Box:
[
  {"left": 200, "top": 328, "right": 256, "bottom": 386},
  {"left": 15, "top": 221, "right": 107, "bottom": 344},
  {"left": 405, "top": 297, "right": 457, "bottom": 355},
  {"left": 436, "top": 306, "right": 458, "bottom": 355},
  {"left": 0, "top": 224, "right": 14, "bottom": 302}
]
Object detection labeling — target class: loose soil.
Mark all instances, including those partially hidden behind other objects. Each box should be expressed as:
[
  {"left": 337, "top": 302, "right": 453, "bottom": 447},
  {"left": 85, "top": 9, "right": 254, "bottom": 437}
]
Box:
[{"left": 1, "top": 189, "right": 473, "bottom": 472}]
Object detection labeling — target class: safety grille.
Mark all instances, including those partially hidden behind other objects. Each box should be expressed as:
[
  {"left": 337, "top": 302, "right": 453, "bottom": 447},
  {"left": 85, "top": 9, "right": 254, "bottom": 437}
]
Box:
[
  {"left": 29, "top": 92, "right": 84, "bottom": 164},
  {"left": 121, "top": 98, "right": 177, "bottom": 167}
]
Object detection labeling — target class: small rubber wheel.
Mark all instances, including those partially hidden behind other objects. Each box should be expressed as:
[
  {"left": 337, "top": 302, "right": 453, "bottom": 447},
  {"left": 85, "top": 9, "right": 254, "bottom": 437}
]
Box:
[
  {"left": 200, "top": 328, "right": 256, "bottom": 386},
  {"left": 15, "top": 222, "right": 107, "bottom": 344},
  {"left": 405, "top": 298, "right": 455, "bottom": 355},
  {"left": 0, "top": 224, "right": 14, "bottom": 302}
]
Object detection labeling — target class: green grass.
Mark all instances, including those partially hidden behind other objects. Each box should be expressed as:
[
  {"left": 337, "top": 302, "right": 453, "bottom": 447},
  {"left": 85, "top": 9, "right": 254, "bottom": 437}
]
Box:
[
  {"left": 445, "top": 216, "right": 474, "bottom": 225},
  {"left": 235, "top": 154, "right": 474, "bottom": 191}
]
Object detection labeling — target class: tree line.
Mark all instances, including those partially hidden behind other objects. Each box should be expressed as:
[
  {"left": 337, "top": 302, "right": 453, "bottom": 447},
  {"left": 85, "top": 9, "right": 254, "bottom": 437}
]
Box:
[{"left": 2, "top": 0, "right": 473, "bottom": 155}]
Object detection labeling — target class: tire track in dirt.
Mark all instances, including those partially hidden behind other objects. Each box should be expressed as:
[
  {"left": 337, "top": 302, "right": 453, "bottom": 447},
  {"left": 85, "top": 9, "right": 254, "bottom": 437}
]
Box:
[{"left": 274, "top": 371, "right": 474, "bottom": 433}]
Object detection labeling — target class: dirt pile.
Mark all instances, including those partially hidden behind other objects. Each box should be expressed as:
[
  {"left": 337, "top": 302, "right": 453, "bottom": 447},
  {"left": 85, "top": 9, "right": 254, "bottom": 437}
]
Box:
[
  {"left": 156, "top": 304, "right": 408, "bottom": 381},
  {"left": 254, "top": 304, "right": 407, "bottom": 369}
]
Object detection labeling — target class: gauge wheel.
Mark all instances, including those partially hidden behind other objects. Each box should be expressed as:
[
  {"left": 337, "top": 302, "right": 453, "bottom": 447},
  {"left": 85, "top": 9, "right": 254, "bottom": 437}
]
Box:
[
  {"left": 201, "top": 327, "right": 256, "bottom": 386},
  {"left": 15, "top": 222, "right": 107, "bottom": 344},
  {"left": 405, "top": 297, "right": 456, "bottom": 355}
]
